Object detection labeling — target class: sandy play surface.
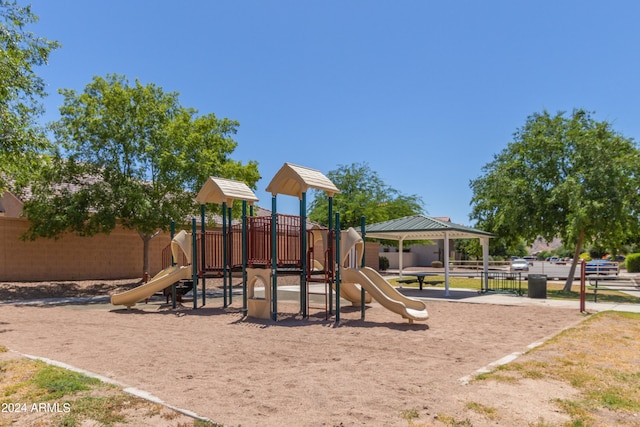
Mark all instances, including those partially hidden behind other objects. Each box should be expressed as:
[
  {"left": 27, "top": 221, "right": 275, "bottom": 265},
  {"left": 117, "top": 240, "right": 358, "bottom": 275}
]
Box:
[{"left": 0, "top": 278, "right": 585, "bottom": 427}]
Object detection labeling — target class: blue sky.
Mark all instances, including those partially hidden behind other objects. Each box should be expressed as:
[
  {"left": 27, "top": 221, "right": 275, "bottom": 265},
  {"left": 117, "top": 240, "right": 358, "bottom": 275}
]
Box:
[{"left": 28, "top": 0, "right": 640, "bottom": 224}]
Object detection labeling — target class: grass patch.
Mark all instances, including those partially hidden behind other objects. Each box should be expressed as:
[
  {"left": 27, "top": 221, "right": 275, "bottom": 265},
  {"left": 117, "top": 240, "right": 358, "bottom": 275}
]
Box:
[
  {"left": 464, "top": 401, "right": 498, "bottom": 420},
  {"left": 470, "top": 311, "right": 640, "bottom": 425},
  {"left": 400, "top": 408, "right": 420, "bottom": 420},
  {"left": 31, "top": 364, "right": 100, "bottom": 400},
  {"left": 434, "top": 413, "right": 473, "bottom": 426},
  {"left": 0, "top": 353, "right": 214, "bottom": 426}
]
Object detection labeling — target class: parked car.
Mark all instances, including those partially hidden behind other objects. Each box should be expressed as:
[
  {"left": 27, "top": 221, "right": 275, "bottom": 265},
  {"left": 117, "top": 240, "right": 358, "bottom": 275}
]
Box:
[
  {"left": 585, "top": 259, "right": 619, "bottom": 276},
  {"left": 510, "top": 258, "right": 529, "bottom": 272}
]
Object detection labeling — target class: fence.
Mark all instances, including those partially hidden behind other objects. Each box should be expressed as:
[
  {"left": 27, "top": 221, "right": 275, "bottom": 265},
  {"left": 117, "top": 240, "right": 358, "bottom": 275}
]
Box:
[{"left": 479, "top": 271, "right": 523, "bottom": 295}]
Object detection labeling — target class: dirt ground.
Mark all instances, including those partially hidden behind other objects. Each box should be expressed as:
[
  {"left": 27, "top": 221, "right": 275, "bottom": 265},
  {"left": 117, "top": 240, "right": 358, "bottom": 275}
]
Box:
[{"left": 0, "top": 278, "right": 586, "bottom": 426}]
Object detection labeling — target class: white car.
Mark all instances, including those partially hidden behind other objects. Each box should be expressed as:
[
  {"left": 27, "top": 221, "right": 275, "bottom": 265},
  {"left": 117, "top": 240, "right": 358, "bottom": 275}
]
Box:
[{"left": 510, "top": 258, "right": 529, "bottom": 272}]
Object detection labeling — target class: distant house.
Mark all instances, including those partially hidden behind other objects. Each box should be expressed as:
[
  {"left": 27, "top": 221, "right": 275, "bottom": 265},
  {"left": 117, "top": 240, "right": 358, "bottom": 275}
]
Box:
[{"left": 0, "top": 191, "right": 24, "bottom": 218}]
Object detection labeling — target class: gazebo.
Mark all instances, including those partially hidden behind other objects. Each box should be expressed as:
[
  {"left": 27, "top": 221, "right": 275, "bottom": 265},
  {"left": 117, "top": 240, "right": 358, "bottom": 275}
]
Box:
[{"left": 364, "top": 215, "right": 494, "bottom": 296}]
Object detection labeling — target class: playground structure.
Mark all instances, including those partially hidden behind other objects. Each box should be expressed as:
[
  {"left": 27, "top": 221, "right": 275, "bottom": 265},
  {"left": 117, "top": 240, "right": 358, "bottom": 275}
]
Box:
[{"left": 110, "top": 163, "right": 428, "bottom": 323}]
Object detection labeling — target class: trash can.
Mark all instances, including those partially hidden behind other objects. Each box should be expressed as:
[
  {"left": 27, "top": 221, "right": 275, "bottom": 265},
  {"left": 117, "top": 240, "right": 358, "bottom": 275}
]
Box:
[{"left": 528, "top": 274, "right": 547, "bottom": 299}]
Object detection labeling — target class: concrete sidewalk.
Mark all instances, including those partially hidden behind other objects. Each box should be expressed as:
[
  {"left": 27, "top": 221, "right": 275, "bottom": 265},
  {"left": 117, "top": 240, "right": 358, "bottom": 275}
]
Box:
[
  {"left": 383, "top": 272, "right": 640, "bottom": 314},
  {"left": 405, "top": 287, "right": 640, "bottom": 313}
]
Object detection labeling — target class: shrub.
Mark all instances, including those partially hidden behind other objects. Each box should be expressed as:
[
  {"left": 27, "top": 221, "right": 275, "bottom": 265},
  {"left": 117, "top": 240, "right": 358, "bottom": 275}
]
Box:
[
  {"left": 431, "top": 260, "right": 443, "bottom": 268},
  {"left": 579, "top": 252, "right": 592, "bottom": 261},
  {"left": 626, "top": 253, "right": 640, "bottom": 272},
  {"left": 379, "top": 256, "right": 389, "bottom": 271}
]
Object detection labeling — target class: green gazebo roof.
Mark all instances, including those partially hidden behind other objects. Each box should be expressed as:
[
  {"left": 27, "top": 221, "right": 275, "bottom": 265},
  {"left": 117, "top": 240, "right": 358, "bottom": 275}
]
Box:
[{"left": 364, "top": 215, "right": 493, "bottom": 241}]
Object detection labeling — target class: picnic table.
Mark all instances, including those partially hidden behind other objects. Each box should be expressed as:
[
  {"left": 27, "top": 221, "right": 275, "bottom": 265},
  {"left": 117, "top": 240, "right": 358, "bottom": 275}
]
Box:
[{"left": 396, "top": 272, "right": 444, "bottom": 290}]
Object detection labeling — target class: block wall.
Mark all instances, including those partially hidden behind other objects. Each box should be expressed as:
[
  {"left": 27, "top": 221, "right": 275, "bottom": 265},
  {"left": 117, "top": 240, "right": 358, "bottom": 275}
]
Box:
[{"left": 0, "top": 217, "right": 171, "bottom": 281}]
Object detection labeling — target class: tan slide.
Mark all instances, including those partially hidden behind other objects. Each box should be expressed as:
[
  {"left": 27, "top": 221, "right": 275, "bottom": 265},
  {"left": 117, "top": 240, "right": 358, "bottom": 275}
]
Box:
[
  {"left": 335, "top": 280, "right": 372, "bottom": 306},
  {"left": 110, "top": 265, "right": 192, "bottom": 308},
  {"left": 111, "top": 230, "right": 193, "bottom": 308},
  {"left": 342, "top": 267, "right": 428, "bottom": 323}
]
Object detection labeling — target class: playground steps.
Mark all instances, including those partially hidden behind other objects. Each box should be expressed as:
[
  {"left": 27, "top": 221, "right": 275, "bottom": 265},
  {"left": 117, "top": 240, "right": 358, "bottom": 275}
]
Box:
[{"left": 159, "top": 279, "right": 194, "bottom": 303}]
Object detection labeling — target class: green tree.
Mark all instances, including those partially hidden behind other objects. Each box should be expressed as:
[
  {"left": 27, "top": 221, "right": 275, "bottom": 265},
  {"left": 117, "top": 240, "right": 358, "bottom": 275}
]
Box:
[
  {"left": 23, "top": 74, "right": 260, "bottom": 276},
  {"left": 0, "top": 1, "right": 59, "bottom": 190},
  {"left": 470, "top": 109, "right": 640, "bottom": 291},
  {"left": 308, "top": 162, "right": 423, "bottom": 230}
]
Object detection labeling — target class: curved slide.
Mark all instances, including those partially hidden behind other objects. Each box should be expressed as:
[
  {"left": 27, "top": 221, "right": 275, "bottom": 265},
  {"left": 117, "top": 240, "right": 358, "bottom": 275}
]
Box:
[
  {"left": 335, "top": 280, "right": 372, "bottom": 306},
  {"left": 341, "top": 266, "right": 428, "bottom": 323},
  {"left": 110, "top": 265, "right": 192, "bottom": 308}
]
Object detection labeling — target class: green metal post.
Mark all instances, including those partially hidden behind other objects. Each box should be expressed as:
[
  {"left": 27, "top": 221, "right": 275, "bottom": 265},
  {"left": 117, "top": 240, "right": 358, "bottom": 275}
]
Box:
[
  {"left": 228, "top": 205, "right": 233, "bottom": 305},
  {"left": 222, "top": 201, "right": 228, "bottom": 308},
  {"left": 171, "top": 220, "right": 176, "bottom": 309},
  {"left": 335, "top": 212, "right": 341, "bottom": 324},
  {"left": 328, "top": 196, "right": 333, "bottom": 315},
  {"left": 300, "top": 192, "right": 307, "bottom": 318},
  {"left": 271, "top": 196, "right": 278, "bottom": 321},
  {"left": 360, "top": 215, "right": 366, "bottom": 320},
  {"left": 191, "top": 218, "right": 198, "bottom": 309},
  {"left": 242, "top": 200, "right": 248, "bottom": 316},
  {"left": 200, "top": 204, "right": 206, "bottom": 307}
]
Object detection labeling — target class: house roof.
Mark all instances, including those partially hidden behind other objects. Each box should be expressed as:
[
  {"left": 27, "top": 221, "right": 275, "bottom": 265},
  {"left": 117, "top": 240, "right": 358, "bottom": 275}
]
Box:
[
  {"left": 364, "top": 215, "right": 493, "bottom": 241},
  {"left": 265, "top": 163, "right": 340, "bottom": 199}
]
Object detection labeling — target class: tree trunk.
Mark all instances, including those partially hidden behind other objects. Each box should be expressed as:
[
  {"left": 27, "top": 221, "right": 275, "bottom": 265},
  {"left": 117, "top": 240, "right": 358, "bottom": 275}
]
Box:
[
  {"left": 139, "top": 230, "right": 161, "bottom": 278},
  {"left": 563, "top": 229, "right": 585, "bottom": 292},
  {"left": 141, "top": 233, "right": 152, "bottom": 278}
]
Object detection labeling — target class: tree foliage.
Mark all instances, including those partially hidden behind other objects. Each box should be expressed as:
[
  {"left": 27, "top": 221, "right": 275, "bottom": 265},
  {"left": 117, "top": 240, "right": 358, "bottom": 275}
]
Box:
[
  {"left": 23, "top": 74, "right": 260, "bottom": 275},
  {"left": 470, "top": 109, "right": 640, "bottom": 290},
  {"left": 0, "top": 1, "right": 59, "bottom": 190},
  {"left": 308, "top": 162, "right": 424, "bottom": 230}
]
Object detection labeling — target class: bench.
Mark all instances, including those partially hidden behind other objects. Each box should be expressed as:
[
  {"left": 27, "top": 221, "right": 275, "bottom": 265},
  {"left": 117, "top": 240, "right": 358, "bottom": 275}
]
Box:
[
  {"left": 397, "top": 276, "right": 444, "bottom": 290},
  {"left": 587, "top": 278, "right": 638, "bottom": 302}
]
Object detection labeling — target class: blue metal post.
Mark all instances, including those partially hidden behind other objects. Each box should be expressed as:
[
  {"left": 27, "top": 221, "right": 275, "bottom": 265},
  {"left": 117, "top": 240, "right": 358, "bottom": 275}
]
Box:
[
  {"left": 335, "top": 212, "right": 341, "bottom": 324},
  {"left": 191, "top": 218, "right": 198, "bottom": 309}
]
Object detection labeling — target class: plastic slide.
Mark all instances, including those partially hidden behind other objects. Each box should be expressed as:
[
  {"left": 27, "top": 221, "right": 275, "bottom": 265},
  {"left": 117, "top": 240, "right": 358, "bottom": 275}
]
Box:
[
  {"left": 313, "top": 257, "right": 371, "bottom": 306},
  {"left": 342, "top": 266, "right": 428, "bottom": 323},
  {"left": 335, "top": 280, "right": 372, "bottom": 306},
  {"left": 110, "top": 265, "right": 192, "bottom": 308},
  {"left": 111, "top": 230, "right": 193, "bottom": 308}
]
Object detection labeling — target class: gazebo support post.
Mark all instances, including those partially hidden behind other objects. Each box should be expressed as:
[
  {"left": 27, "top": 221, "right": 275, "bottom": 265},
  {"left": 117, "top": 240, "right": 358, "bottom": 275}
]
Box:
[
  {"left": 398, "top": 237, "right": 405, "bottom": 279},
  {"left": 444, "top": 231, "right": 450, "bottom": 297},
  {"left": 481, "top": 237, "right": 490, "bottom": 292}
]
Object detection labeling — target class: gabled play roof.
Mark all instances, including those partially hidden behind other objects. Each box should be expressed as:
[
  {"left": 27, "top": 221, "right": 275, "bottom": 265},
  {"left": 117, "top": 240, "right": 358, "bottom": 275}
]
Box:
[
  {"left": 195, "top": 177, "right": 259, "bottom": 206},
  {"left": 364, "top": 215, "right": 493, "bottom": 240},
  {"left": 265, "top": 163, "right": 340, "bottom": 199}
]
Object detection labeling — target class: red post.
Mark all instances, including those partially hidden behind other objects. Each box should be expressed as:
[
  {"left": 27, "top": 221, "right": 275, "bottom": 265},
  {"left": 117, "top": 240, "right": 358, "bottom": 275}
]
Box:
[{"left": 579, "top": 259, "right": 586, "bottom": 313}]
